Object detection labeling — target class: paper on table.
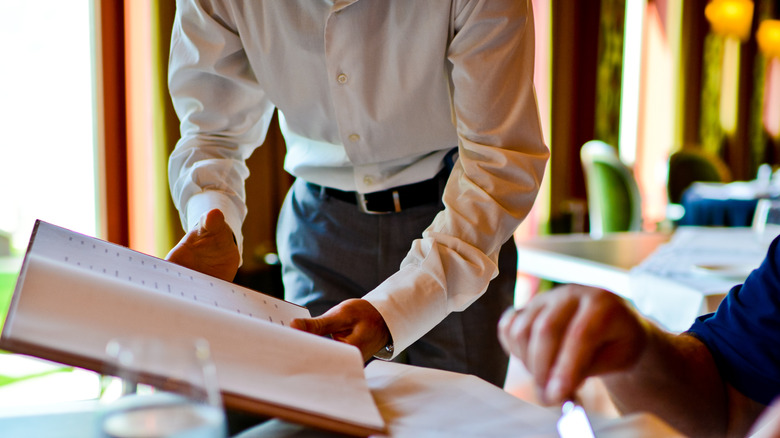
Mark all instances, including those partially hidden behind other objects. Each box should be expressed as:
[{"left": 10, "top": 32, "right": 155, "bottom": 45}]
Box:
[
  {"left": 627, "top": 227, "right": 767, "bottom": 332},
  {"left": 364, "top": 361, "right": 561, "bottom": 437},
  {"left": 235, "top": 361, "right": 685, "bottom": 437}
]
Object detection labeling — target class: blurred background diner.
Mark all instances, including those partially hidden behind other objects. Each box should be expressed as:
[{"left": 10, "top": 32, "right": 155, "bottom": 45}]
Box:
[{"left": 1, "top": 0, "right": 780, "bottom": 433}]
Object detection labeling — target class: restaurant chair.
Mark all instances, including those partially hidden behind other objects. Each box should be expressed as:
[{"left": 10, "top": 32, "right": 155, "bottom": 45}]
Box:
[
  {"left": 580, "top": 140, "right": 642, "bottom": 238},
  {"left": 667, "top": 148, "right": 730, "bottom": 204},
  {"left": 666, "top": 148, "right": 731, "bottom": 222}
]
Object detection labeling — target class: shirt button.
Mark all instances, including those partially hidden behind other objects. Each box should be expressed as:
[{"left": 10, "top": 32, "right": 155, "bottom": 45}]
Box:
[
  {"left": 363, "top": 175, "right": 374, "bottom": 186},
  {"left": 337, "top": 73, "right": 348, "bottom": 84},
  {"left": 348, "top": 134, "right": 360, "bottom": 142}
]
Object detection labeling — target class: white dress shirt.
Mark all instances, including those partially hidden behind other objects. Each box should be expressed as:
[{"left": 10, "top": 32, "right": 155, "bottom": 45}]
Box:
[{"left": 168, "top": 0, "right": 549, "bottom": 357}]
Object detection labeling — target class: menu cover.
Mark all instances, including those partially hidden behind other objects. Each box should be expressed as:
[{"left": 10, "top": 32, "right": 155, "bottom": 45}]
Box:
[{"left": 0, "top": 220, "right": 385, "bottom": 436}]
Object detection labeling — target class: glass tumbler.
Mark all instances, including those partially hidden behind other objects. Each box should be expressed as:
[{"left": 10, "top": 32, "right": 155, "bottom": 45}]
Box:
[{"left": 98, "top": 336, "right": 227, "bottom": 438}]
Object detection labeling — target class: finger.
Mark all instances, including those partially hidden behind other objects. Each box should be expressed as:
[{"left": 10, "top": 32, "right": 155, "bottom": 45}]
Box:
[
  {"left": 544, "top": 298, "right": 617, "bottom": 404},
  {"left": 497, "top": 306, "right": 521, "bottom": 354},
  {"left": 498, "top": 305, "right": 520, "bottom": 330},
  {"left": 290, "top": 312, "right": 351, "bottom": 337},
  {"left": 503, "top": 303, "right": 539, "bottom": 362},
  {"left": 526, "top": 298, "right": 579, "bottom": 396},
  {"left": 289, "top": 318, "right": 308, "bottom": 332},
  {"left": 293, "top": 316, "right": 374, "bottom": 362}
]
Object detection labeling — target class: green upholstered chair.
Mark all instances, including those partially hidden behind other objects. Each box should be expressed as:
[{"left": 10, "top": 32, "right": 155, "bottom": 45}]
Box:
[{"left": 580, "top": 140, "right": 642, "bottom": 238}]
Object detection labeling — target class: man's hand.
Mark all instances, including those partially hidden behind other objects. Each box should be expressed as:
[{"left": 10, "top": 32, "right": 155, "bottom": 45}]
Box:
[
  {"left": 291, "top": 299, "right": 390, "bottom": 362},
  {"left": 166, "top": 209, "right": 240, "bottom": 282},
  {"left": 498, "top": 284, "right": 650, "bottom": 405}
]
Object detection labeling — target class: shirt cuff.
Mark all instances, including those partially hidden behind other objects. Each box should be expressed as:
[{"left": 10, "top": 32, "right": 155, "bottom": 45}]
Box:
[
  {"left": 362, "top": 264, "right": 448, "bottom": 360},
  {"left": 185, "top": 191, "right": 245, "bottom": 266}
]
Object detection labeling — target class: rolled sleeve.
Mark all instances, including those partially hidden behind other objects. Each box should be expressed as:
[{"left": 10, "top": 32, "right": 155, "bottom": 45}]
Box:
[
  {"left": 168, "top": 0, "right": 276, "bottom": 260},
  {"left": 365, "top": 0, "right": 549, "bottom": 358}
]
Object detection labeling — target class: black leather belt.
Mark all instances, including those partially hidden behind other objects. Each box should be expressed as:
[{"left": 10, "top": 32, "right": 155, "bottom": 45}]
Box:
[{"left": 318, "top": 176, "right": 442, "bottom": 214}]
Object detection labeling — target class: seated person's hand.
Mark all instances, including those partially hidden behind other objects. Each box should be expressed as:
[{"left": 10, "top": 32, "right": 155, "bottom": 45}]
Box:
[
  {"left": 290, "top": 299, "right": 390, "bottom": 363},
  {"left": 498, "top": 284, "right": 650, "bottom": 405},
  {"left": 166, "top": 209, "right": 240, "bottom": 282}
]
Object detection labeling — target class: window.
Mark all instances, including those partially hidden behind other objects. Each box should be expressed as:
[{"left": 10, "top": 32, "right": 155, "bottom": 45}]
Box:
[
  {"left": 0, "top": 1, "right": 98, "bottom": 251},
  {"left": 0, "top": 0, "right": 100, "bottom": 406}
]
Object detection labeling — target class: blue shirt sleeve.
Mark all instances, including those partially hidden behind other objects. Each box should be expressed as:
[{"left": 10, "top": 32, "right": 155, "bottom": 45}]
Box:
[{"left": 687, "top": 235, "right": 780, "bottom": 406}]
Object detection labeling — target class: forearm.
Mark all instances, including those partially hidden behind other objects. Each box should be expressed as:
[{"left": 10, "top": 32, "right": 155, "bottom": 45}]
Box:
[{"left": 603, "top": 330, "right": 728, "bottom": 436}]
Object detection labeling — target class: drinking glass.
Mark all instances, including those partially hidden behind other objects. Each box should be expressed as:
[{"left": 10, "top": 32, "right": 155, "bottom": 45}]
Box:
[
  {"left": 753, "top": 199, "right": 780, "bottom": 247},
  {"left": 98, "top": 336, "right": 227, "bottom": 438}
]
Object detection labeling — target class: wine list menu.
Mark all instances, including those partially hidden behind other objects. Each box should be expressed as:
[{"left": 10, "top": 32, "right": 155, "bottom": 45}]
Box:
[{"left": 0, "top": 220, "right": 385, "bottom": 437}]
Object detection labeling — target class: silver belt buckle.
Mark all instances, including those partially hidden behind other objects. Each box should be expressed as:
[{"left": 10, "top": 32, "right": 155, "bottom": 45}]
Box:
[{"left": 356, "top": 190, "right": 402, "bottom": 214}]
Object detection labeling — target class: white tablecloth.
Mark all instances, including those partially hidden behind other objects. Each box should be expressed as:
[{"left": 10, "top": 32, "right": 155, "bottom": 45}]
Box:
[{"left": 628, "top": 226, "right": 770, "bottom": 332}]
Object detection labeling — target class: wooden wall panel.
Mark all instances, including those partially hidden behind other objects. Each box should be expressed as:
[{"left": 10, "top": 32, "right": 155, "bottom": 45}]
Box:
[
  {"left": 94, "top": 0, "right": 128, "bottom": 246},
  {"left": 549, "top": 1, "right": 601, "bottom": 233}
]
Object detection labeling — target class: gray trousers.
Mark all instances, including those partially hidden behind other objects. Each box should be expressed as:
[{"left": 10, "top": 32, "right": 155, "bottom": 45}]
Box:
[{"left": 276, "top": 176, "right": 516, "bottom": 387}]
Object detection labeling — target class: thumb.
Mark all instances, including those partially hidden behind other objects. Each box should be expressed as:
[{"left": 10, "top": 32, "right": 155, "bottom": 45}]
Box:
[
  {"left": 291, "top": 313, "right": 347, "bottom": 336},
  {"left": 202, "top": 209, "right": 227, "bottom": 233}
]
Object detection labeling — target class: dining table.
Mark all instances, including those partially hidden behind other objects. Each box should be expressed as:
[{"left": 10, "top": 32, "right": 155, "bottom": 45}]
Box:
[
  {"left": 515, "top": 226, "right": 771, "bottom": 333},
  {"left": 0, "top": 359, "right": 684, "bottom": 437}
]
